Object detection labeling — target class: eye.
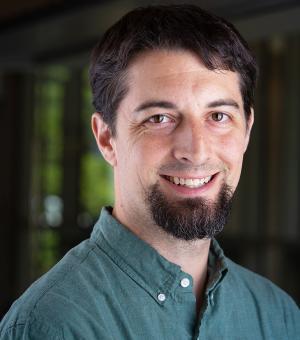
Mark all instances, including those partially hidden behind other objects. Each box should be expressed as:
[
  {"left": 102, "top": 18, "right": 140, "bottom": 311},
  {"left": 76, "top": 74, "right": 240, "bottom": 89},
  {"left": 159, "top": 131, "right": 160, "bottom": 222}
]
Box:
[
  {"left": 147, "top": 114, "right": 172, "bottom": 124},
  {"left": 211, "top": 112, "right": 229, "bottom": 122}
]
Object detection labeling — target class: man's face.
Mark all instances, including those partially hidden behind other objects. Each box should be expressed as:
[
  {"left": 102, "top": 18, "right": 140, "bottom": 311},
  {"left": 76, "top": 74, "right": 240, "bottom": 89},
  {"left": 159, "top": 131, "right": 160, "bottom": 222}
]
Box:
[{"left": 99, "top": 50, "right": 253, "bottom": 239}]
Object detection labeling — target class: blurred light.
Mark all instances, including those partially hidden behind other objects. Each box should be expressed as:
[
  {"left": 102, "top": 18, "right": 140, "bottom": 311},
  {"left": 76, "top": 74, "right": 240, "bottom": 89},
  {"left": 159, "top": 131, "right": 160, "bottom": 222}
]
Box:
[{"left": 44, "top": 195, "right": 63, "bottom": 227}]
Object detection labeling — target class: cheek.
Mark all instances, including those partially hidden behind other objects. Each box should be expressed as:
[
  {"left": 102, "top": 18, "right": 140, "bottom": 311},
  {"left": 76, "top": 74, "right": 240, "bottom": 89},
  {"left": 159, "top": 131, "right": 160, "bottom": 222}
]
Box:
[
  {"left": 218, "top": 133, "right": 246, "bottom": 180},
  {"left": 135, "top": 137, "right": 165, "bottom": 176},
  {"left": 116, "top": 135, "right": 164, "bottom": 186}
]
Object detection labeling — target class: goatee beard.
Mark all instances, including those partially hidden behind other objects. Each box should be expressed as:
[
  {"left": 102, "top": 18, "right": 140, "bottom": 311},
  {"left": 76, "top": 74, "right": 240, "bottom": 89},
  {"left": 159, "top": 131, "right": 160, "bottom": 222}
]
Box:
[{"left": 146, "top": 182, "right": 234, "bottom": 241}]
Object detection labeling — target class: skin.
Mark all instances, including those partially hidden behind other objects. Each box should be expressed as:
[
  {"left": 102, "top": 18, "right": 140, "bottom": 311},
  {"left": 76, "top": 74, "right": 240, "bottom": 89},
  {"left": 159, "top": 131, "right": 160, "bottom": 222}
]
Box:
[{"left": 92, "top": 49, "right": 254, "bottom": 310}]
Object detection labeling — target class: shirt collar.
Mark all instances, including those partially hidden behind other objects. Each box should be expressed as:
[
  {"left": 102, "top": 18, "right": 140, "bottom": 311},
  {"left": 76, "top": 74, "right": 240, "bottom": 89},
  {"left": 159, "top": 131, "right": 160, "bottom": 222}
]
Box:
[
  {"left": 91, "top": 206, "right": 228, "bottom": 303},
  {"left": 207, "top": 238, "right": 228, "bottom": 293}
]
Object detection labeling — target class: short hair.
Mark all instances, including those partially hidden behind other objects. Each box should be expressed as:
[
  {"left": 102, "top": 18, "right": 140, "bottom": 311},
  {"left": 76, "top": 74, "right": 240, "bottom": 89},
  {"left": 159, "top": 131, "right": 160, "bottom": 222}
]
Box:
[{"left": 89, "top": 4, "right": 258, "bottom": 135}]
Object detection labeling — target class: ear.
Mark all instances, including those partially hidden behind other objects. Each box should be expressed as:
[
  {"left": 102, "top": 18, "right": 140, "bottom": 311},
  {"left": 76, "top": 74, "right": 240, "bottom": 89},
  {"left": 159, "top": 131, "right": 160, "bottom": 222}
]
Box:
[
  {"left": 91, "top": 113, "right": 117, "bottom": 166},
  {"left": 243, "top": 108, "right": 254, "bottom": 153}
]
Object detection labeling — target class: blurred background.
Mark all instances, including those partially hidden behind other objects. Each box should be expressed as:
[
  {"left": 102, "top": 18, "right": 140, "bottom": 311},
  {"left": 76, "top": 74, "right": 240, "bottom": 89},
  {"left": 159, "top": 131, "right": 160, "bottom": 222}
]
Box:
[{"left": 1, "top": 0, "right": 300, "bottom": 318}]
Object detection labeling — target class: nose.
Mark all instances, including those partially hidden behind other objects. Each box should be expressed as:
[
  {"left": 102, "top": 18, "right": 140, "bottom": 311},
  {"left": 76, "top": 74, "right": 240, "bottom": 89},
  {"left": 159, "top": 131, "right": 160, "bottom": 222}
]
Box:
[{"left": 172, "top": 120, "right": 212, "bottom": 164}]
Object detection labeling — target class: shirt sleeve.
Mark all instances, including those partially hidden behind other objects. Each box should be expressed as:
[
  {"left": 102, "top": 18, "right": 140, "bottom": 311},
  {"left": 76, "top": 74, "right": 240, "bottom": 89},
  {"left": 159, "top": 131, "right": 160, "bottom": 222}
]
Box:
[
  {"left": 284, "top": 296, "right": 300, "bottom": 340},
  {"left": 0, "top": 321, "right": 63, "bottom": 340}
]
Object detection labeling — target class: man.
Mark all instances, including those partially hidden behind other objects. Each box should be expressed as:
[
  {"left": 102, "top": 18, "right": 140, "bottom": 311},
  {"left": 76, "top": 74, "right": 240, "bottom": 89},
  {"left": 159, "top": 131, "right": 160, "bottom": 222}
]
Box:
[{"left": 1, "top": 4, "right": 299, "bottom": 340}]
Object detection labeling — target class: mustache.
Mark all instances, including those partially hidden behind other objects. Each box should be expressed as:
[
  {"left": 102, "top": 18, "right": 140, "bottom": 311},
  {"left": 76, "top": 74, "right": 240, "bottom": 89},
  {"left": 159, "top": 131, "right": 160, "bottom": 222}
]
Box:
[{"left": 159, "top": 162, "right": 228, "bottom": 173}]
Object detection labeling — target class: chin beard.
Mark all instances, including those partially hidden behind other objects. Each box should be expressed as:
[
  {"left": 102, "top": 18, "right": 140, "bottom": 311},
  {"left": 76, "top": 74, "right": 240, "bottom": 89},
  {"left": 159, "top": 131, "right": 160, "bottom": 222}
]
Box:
[{"left": 145, "top": 182, "right": 234, "bottom": 241}]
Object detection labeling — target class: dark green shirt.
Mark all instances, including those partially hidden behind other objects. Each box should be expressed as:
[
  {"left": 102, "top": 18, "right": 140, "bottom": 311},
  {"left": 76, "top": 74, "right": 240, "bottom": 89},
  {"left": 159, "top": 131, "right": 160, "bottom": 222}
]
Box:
[{"left": 1, "top": 207, "right": 299, "bottom": 339}]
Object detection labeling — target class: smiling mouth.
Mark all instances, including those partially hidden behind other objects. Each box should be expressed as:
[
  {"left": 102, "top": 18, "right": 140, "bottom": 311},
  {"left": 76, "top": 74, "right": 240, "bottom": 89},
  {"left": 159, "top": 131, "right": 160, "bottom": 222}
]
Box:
[{"left": 162, "top": 175, "right": 215, "bottom": 189}]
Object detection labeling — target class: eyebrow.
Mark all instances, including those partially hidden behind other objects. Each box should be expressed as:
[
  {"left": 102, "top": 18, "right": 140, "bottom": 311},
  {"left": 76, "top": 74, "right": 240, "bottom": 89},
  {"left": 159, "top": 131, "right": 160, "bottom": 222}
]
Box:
[
  {"left": 133, "top": 100, "right": 178, "bottom": 113},
  {"left": 206, "top": 99, "right": 240, "bottom": 110},
  {"left": 133, "top": 98, "right": 240, "bottom": 114}
]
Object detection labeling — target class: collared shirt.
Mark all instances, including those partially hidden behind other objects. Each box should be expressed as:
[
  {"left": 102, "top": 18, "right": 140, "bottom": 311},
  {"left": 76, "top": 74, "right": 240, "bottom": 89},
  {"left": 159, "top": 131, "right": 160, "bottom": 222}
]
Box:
[{"left": 1, "top": 207, "right": 299, "bottom": 339}]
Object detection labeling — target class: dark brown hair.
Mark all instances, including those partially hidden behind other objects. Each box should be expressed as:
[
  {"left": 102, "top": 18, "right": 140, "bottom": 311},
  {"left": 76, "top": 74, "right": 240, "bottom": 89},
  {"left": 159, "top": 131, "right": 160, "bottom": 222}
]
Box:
[{"left": 90, "top": 4, "right": 258, "bottom": 135}]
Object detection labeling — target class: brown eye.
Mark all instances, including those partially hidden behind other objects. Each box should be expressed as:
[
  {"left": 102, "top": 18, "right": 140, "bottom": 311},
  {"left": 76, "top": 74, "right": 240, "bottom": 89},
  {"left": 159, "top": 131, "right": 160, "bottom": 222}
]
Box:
[
  {"left": 148, "top": 115, "right": 170, "bottom": 123},
  {"left": 211, "top": 112, "right": 225, "bottom": 122}
]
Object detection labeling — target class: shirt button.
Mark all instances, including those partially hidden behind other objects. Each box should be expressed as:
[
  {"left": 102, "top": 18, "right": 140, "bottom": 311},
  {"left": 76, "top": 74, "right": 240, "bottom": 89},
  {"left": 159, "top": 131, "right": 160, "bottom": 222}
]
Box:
[
  {"left": 180, "top": 278, "right": 190, "bottom": 288},
  {"left": 157, "top": 293, "right": 166, "bottom": 302},
  {"left": 210, "top": 293, "right": 214, "bottom": 303}
]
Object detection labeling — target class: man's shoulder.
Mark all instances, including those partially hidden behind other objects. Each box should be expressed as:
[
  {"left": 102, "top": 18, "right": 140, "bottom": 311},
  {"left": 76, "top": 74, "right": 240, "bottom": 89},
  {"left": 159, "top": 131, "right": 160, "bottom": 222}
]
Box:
[
  {"left": 224, "top": 257, "right": 299, "bottom": 327},
  {"left": 225, "top": 257, "right": 297, "bottom": 305},
  {"left": 0, "top": 238, "right": 112, "bottom": 339}
]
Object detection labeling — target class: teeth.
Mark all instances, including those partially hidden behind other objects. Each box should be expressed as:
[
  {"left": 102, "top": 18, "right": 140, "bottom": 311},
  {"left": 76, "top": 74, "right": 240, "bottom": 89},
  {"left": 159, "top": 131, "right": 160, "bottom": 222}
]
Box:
[
  {"left": 174, "top": 177, "right": 180, "bottom": 185},
  {"left": 193, "top": 179, "right": 200, "bottom": 186},
  {"left": 185, "top": 179, "right": 193, "bottom": 186},
  {"left": 204, "top": 176, "right": 210, "bottom": 184},
  {"left": 168, "top": 175, "right": 212, "bottom": 188}
]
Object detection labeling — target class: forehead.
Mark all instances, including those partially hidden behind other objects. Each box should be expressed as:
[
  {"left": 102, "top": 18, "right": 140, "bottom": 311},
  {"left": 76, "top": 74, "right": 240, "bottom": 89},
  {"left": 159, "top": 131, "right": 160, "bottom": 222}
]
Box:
[{"left": 125, "top": 50, "right": 242, "bottom": 104}]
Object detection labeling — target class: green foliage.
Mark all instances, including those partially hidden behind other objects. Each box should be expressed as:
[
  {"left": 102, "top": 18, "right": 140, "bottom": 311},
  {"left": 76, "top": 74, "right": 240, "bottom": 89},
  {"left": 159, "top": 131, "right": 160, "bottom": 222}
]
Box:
[
  {"left": 80, "top": 66, "right": 114, "bottom": 216},
  {"left": 42, "top": 163, "right": 62, "bottom": 195},
  {"left": 80, "top": 152, "right": 114, "bottom": 216},
  {"left": 33, "top": 70, "right": 65, "bottom": 197},
  {"left": 35, "top": 229, "right": 60, "bottom": 274}
]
